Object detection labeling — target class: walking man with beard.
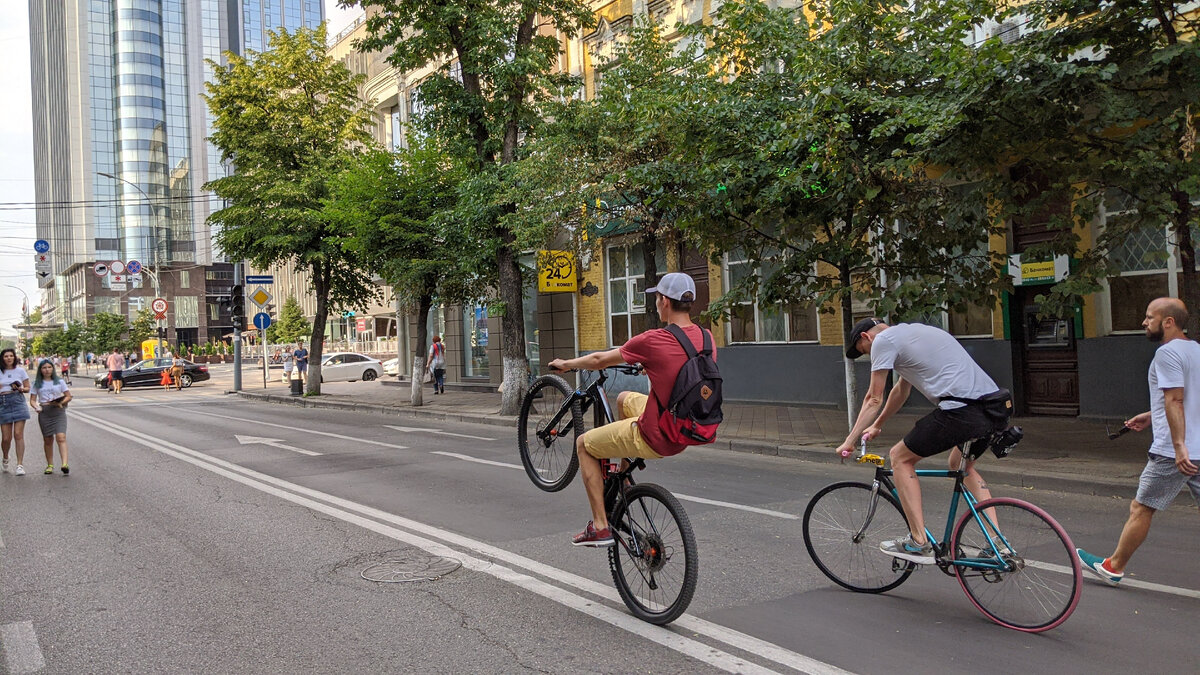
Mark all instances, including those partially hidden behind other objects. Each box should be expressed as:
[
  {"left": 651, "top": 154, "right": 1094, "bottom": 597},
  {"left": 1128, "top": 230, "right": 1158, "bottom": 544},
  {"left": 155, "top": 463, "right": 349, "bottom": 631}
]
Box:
[{"left": 1076, "top": 297, "right": 1200, "bottom": 585}]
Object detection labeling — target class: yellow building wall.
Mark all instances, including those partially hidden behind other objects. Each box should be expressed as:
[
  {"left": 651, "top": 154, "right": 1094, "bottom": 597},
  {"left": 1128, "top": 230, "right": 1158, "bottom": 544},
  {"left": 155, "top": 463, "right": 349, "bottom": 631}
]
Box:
[{"left": 577, "top": 242, "right": 610, "bottom": 351}]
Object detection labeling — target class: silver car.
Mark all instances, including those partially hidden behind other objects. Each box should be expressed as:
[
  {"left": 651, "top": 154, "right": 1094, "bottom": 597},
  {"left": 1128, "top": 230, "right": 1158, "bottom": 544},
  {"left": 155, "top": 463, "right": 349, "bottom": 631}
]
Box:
[{"left": 318, "top": 352, "right": 384, "bottom": 383}]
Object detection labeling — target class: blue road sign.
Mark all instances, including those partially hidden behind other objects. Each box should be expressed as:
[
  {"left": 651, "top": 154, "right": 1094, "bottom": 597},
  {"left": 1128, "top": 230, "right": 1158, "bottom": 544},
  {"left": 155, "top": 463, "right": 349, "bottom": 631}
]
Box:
[
  {"left": 253, "top": 312, "right": 272, "bottom": 330},
  {"left": 34, "top": 239, "right": 49, "bottom": 253},
  {"left": 126, "top": 260, "right": 142, "bottom": 275},
  {"left": 245, "top": 275, "right": 274, "bottom": 285}
]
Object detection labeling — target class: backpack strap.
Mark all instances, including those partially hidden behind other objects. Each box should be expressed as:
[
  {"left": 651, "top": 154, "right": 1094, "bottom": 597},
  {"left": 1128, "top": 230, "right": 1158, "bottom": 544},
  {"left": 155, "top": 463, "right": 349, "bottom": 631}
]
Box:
[{"left": 666, "top": 324, "right": 711, "bottom": 358}]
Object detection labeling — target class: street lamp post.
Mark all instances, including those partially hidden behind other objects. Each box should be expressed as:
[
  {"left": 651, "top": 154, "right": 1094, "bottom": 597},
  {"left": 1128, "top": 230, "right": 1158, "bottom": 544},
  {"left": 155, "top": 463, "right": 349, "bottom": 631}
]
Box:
[
  {"left": 3, "top": 284, "right": 31, "bottom": 355},
  {"left": 98, "top": 171, "right": 165, "bottom": 359}
]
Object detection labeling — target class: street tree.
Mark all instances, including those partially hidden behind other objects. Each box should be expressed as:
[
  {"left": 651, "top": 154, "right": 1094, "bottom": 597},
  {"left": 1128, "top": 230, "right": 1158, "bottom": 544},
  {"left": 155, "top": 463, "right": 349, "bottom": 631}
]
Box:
[
  {"left": 83, "top": 313, "right": 129, "bottom": 356},
  {"left": 204, "top": 26, "right": 378, "bottom": 395},
  {"left": 517, "top": 20, "right": 701, "bottom": 330},
  {"left": 128, "top": 309, "right": 156, "bottom": 351},
  {"left": 328, "top": 142, "right": 476, "bottom": 406},
  {"left": 950, "top": 1, "right": 1200, "bottom": 330},
  {"left": 266, "top": 296, "right": 312, "bottom": 345},
  {"left": 679, "top": 0, "right": 1008, "bottom": 420},
  {"left": 351, "top": 0, "right": 595, "bottom": 414}
]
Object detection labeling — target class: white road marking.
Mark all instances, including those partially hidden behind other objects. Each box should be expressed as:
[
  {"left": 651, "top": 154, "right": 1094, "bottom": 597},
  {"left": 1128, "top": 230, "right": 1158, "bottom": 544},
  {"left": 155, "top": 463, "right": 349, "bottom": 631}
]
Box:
[
  {"left": 675, "top": 493, "right": 800, "bottom": 520},
  {"left": 430, "top": 451, "right": 529, "bottom": 471},
  {"left": 177, "top": 408, "right": 408, "bottom": 450},
  {"left": 234, "top": 434, "right": 322, "bottom": 456},
  {"left": 1, "top": 621, "right": 46, "bottom": 674},
  {"left": 385, "top": 425, "right": 495, "bottom": 441},
  {"left": 1029, "top": 560, "right": 1200, "bottom": 599},
  {"left": 0, "top": 529, "right": 4, "bottom": 548},
  {"left": 70, "top": 411, "right": 796, "bottom": 675}
]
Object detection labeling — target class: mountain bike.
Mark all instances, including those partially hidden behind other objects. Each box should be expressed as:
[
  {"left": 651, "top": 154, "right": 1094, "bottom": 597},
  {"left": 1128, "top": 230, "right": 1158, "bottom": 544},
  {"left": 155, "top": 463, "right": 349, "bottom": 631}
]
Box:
[
  {"left": 802, "top": 436, "right": 1082, "bottom": 632},
  {"left": 518, "top": 364, "right": 698, "bottom": 625}
]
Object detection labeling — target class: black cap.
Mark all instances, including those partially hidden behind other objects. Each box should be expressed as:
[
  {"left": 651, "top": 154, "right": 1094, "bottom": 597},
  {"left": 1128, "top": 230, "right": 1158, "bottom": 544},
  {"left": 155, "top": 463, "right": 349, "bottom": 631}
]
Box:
[{"left": 845, "top": 318, "right": 884, "bottom": 359}]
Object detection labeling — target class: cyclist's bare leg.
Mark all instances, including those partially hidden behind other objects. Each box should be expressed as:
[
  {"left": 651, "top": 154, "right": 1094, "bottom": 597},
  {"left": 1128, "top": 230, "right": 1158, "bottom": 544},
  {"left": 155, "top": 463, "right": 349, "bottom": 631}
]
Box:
[
  {"left": 576, "top": 433, "right": 609, "bottom": 530},
  {"left": 889, "top": 441, "right": 927, "bottom": 543},
  {"left": 949, "top": 450, "right": 998, "bottom": 533},
  {"left": 1107, "top": 500, "right": 1156, "bottom": 573}
]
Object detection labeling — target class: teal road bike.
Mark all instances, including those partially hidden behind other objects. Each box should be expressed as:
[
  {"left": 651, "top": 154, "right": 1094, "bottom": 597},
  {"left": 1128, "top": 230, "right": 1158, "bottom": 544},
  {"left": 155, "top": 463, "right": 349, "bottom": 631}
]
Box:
[{"left": 802, "top": 437, "right": 1083, "bottom": 632}]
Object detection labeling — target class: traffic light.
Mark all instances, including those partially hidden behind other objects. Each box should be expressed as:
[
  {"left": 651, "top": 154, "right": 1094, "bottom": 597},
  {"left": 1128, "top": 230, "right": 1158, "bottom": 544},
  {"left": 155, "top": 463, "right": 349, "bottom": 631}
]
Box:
[{"left": 230, "top": 284, "right": 245, "bottom": 318}]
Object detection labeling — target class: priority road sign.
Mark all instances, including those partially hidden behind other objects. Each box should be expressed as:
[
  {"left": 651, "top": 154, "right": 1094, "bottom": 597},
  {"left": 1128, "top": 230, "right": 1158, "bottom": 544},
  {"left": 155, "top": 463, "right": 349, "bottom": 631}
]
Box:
[
  {"left": 253, "top": 312, "right": 272, "bottom": 330},
  {"left": 126, "top": 260, "right": 142, "bottom": 275},
  {"left": 93, "top": 262, "right": 109, "bottom": 277},
  {"left": 34, "top": 239, "right": 49, "bottom": 253},
  {"left": 249, "top": 286, "right": 272, "bottom": 307}
]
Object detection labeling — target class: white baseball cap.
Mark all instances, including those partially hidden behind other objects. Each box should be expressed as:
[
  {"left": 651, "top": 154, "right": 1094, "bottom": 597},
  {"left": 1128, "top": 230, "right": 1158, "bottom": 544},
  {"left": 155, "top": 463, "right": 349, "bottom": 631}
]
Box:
[{"left": 645, "top": 272, "right": 697, "bottom": 302}]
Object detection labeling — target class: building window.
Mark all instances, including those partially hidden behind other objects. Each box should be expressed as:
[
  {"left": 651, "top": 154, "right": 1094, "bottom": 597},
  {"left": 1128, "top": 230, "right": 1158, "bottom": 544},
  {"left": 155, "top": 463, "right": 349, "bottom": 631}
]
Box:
[
  {"left": 178, "top": 270, "right": 189, "bottom": 288},
  {"left": 723, "top": 252, "right": 819, "bottom": 344},
  {"left": 1106, "top": 192, "right": 1174, "bottom": 333},
  {"left": 175, "top": 296, "right": 199, "bottom": 328},
  {"left": 462, "top": 303, "right": 489, "bottom": 377},
  {"left": 390, "top": 105, "right": 402, "bottom": 150},
  {"left": 606, "top": 242, "right": 666, "bottom": 346},
  {"left": 208, "top": 302, "right": 219, "bottom": 321}
]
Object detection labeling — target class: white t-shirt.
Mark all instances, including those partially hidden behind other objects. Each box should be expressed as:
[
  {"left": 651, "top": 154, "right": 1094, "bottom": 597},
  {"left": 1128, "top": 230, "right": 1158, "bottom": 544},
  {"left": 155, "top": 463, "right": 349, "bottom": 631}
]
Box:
[
  {"left": 33, "top": 379, "right": 69, "bottom": 404},
  {"left": 870, "top": 323, "right": 999, "bottom": 409},
  {"left": 0, "top": 367, "right": 29, "bottom": 394},
  {"left": 1147, "top": 338, "right": 1200, "bottom": 460}
]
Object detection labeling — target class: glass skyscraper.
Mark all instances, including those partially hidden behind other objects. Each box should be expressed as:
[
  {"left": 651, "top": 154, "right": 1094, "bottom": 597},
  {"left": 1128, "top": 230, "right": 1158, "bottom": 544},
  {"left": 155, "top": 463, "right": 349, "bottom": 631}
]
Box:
[{"left": 29, "top": 0, "right": 324, "bottom": 329}]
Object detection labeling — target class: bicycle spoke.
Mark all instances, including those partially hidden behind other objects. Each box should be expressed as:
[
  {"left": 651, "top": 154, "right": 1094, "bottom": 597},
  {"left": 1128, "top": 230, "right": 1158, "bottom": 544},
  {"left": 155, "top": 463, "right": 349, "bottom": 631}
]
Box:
[
  {"left": 803, "top": 483, "right": 914, "bottom": 594},
  {"left": 609, "top": 484, "right": 698, "bottom": 624}
]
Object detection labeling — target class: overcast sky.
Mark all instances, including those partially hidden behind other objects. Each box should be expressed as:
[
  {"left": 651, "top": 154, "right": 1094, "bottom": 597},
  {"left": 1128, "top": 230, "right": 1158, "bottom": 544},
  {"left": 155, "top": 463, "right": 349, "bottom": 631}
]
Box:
[{"left": 0, "top": 1, "right": 364, "bottom": 338}]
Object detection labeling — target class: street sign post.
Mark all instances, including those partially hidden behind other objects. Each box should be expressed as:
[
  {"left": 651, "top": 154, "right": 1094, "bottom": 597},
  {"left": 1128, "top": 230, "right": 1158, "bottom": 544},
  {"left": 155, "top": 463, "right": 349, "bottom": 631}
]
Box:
[
  {"left": 245, "top": 275, "right": 274, "bottom": 285},
  {"left": 126, "top": 260, "right": 142, "bottom": 275},
  {"left": 151, "top": 298, "right": 168, "bottom": 320},
  {"left": 110, "top": 260, "right": 126, "bottom": 275},
  {"left": 33, "top": 240, "right": 49, "bottom": 253},
  {"left": 93, "top": 262, "right": 108, "bottom": 277},
  {"left": 253, "top": 312, "right": 272, "bottom": 330}
]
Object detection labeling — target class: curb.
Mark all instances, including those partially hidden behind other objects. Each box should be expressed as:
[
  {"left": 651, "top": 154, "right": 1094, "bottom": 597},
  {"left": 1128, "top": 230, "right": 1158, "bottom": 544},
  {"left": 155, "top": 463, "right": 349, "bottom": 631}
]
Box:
[{"left": 233, "top": 391, "right": 1136, "bottom": 500}]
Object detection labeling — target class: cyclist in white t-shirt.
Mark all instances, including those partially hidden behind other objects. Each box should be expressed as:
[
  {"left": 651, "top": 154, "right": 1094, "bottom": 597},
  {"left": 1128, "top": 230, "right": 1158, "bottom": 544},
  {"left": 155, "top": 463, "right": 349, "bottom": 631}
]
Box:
[
  {"left": 837, "top": 318, "right": 1005, "bottom": 564},
  {"left": 1077, "top": 298, "right": 1200, "bottom": 585}
]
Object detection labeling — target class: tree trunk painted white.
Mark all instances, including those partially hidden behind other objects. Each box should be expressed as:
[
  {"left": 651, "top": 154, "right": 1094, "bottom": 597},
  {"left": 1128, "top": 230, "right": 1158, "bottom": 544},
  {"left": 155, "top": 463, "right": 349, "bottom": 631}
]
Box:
[{"left": 411, "top": 355, "right": 425, "bottom": 407}]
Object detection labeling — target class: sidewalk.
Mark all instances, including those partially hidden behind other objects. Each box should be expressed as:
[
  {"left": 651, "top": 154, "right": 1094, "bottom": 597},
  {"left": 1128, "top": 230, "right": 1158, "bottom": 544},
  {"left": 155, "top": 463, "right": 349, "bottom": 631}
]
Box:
[{"left": 231, "top": 375, "right": 1154, "bottom": 500}]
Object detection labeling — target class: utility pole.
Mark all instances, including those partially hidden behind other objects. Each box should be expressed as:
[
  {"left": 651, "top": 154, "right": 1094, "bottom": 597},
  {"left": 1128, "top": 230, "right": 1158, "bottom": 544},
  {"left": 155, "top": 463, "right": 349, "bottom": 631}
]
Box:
[{"left": 232, "top": 261, "right": 243, "bottom": 391}]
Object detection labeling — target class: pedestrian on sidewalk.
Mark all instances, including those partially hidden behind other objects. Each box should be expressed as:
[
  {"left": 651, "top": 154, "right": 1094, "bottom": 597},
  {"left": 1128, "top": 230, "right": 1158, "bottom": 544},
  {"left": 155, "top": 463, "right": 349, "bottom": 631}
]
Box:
[
  {"left": 282, "top": 347, "right": 294, "bottom": 383},
  {"left": 0, "top": 348, "right": 31, "bottom": 476},
  {"left": 170, "top": 353, "right": 185, "bottom": 391},
  {"left": 106, "top": 346, "right": 126, "bottom": 394},
  {"left": 837, "top": 317, "right": 1009, "bottom": 565},
  {"left": 426, "top": 335, "right": 446, "bottom": 394},
  {"left": 1077, "top": 298, "right": 1200, "bottom": 586},
  {"left": 60, "top": 354, "right": 71, "bottom": 384},
  {"left": 30, "top": 359, "right": 70, "bottom": 475},
  {"left": 293, "top": 342, "right": 308, "bottom": 384}
]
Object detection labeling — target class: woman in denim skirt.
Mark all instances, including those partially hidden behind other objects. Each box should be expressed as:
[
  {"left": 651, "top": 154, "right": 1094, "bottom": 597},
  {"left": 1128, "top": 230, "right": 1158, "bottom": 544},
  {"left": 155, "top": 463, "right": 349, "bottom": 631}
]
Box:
[{"left": 0, "top": 348, "right": 31, "bottom": 476}]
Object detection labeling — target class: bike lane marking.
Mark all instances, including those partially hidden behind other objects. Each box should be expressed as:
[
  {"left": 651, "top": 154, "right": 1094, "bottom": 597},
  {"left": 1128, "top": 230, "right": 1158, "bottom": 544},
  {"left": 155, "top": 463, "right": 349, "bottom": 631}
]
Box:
[
  {"left": 71, "top": 409, "right": 848, "bottom": 675},
  {"left": 0, "top": 621, "right": 46, "bottom": 674},
  {"left": 430, "top": 451, "right": 531, "bottom": 471},
  {"left": 1028, "top": 560, "right": 1200, "bottom": 600},
  {"left": 674, "top": 493, "right": 800, "bottom": 520},
  {"left": 179, "top": 408, "right": 408, "bottom": 450}
]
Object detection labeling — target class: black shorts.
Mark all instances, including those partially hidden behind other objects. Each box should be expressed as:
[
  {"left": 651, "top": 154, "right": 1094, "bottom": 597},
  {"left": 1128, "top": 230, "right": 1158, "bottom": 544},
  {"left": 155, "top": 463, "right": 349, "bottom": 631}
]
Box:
[
  {"left": 903, "top": 405, "right": 994, "bottom": 458},
  {"left": 109, "top": 371, "right": 123, "bottom": 382}
]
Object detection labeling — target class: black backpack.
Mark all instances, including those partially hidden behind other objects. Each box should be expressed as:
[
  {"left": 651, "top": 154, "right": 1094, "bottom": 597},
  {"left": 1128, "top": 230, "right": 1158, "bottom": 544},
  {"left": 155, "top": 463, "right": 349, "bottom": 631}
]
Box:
[{"left": 654, "top": 324, "right": 723, "bottom": 445}]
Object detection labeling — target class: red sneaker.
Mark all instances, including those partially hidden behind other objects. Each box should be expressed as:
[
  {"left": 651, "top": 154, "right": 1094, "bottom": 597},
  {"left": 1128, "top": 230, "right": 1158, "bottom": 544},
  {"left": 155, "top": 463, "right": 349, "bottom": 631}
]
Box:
[{"left": 571, "top": 521, "right": 614, "bottom": 547}]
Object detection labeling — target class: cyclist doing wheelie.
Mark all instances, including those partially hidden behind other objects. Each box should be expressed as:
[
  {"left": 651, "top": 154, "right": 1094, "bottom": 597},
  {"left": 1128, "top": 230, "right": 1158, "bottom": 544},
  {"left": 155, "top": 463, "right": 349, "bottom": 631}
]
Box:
[
  {"left": 548, "top": 272, "right": 718, "bottom": 547},
  {"left": 837, "top": 318, "right": 1012, "bottom": 565}
]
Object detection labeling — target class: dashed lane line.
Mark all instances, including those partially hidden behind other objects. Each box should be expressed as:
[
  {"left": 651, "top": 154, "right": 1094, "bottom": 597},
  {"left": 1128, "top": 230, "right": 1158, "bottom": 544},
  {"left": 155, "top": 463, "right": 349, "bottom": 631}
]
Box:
[
  {"left": 430, "top": 451, "right": 530, "bottom": 471},
  {"left": 162, "top": 407, "right": 409, "bottom": 450},
  {"left": 1028, "top": 560, "right": 1200, "bottom": 600},
  {"left": 70, "top": 410, "right": 805, "bottom": 675},
  {"left": 1, "top": 621, "right": 46, "bottom": 674}
]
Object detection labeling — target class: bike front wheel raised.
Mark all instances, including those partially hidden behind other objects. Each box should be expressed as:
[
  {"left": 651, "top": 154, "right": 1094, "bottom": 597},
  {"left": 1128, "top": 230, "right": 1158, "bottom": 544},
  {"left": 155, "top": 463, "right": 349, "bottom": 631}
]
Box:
[
  {"left": 608, "top": 483, "right": 698, "bottom": 625},
  {"left": 803, "top": 482, "right": 915, "bottom": 593},
  {"left": 951, "top": 497, "right": 1082, "bottom": 632},
  {"left": 517, "top": 374, "right": 583, "bottom": 492}
]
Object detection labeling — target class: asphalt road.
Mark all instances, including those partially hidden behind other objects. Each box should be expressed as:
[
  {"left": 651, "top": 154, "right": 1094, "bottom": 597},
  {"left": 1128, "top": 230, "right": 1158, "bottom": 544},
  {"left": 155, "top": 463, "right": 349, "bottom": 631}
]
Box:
[{"left": 2, "top": 381, "right": 1198, "bottom": 673}]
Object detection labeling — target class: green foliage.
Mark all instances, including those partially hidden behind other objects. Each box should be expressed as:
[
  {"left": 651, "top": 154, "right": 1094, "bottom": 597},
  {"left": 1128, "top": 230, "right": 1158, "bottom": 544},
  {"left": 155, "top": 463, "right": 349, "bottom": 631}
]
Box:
[
  {"left": 204, "top": 25, "right": 378, "bottom": 393},
  {"left": 27, "top": 307, "right": 42, "bottom": 325},
  {"left": 678, "top": 0, "right": 1006, "bottom": 337},
  {"left": 83, "top": 313, "right": 129, "bottom": 355},
  {"left": 266, "top": 295, "right": 311, "bottom": 344},
  {"left": 129, "top": 309, "right": 156, "bottom": 346}
]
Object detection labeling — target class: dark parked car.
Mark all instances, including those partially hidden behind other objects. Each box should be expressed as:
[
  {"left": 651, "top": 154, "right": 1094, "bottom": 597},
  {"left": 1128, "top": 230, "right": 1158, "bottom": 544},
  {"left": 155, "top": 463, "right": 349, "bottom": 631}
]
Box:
[{"left": 94, "top": 359, "right": 210, "bottom": 389}]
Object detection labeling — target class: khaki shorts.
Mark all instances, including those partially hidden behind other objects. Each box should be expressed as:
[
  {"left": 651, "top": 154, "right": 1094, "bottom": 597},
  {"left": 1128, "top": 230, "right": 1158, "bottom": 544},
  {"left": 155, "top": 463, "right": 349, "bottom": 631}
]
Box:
[{"left": 581, "top": 392, "right": 663, "bottom": 460}]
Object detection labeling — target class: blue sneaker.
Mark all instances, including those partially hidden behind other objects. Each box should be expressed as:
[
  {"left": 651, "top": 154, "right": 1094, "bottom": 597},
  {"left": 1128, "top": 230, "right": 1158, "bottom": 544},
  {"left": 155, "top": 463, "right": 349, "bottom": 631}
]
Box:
[
  {"left": 880, "top": 534, "right": 934, "bottom": 565},
  {"left": 1076, "top": 548, "right": 1122, "bottom": 586}
]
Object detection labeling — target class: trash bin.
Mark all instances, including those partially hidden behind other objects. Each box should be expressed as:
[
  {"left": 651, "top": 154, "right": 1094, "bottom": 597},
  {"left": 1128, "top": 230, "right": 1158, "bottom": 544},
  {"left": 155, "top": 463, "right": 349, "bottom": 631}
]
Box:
[{"left": 290, "top": 376, "right": 304, "bottom": 396}]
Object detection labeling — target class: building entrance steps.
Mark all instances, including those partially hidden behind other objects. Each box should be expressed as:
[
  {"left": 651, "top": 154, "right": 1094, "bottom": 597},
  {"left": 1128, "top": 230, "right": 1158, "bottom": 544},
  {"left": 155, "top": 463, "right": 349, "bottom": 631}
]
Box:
[{"left": 224, "top": 369, "right": 1158, "bottom": 501}]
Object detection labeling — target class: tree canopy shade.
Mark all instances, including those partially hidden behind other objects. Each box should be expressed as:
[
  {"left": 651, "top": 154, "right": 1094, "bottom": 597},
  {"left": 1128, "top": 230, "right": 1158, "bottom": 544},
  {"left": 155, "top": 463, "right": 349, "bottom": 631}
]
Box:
[
  {"left": 266, "top": 296, "right": 312, "bottom": 345},
  {"left": 351, "top": 0, "right": 595, "bottom": 414},
  {"left": 676, "top": 0, "right": 1008, "bottom": 416},
  {"left": 203, "top": 26, "right": 378, "bottom": 395},
  {"left": 327, "top": 141, "right": 479, "bottom": 405},
  {"left": 950, "top": 0, "right": 1200, "bottom": 330}
]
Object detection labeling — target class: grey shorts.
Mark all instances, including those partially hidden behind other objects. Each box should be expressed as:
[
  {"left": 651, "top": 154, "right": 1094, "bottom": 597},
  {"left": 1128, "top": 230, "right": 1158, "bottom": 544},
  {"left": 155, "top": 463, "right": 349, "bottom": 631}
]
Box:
[{"left": 1135, "top": 453, "right": 1200, "bottom": 511}]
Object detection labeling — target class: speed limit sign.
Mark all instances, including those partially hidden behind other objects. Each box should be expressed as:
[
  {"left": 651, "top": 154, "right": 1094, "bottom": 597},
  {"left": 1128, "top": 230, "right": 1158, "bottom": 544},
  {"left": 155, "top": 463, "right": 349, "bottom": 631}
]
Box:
[{"left": 151, "top": 297, "right": 168, "bottom": 319}]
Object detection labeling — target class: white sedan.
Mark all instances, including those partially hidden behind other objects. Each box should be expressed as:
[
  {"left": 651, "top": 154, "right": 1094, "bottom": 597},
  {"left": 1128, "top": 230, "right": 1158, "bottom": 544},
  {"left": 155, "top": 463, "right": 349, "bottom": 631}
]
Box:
[
  {"left": 319, "top": 352, "right": 384, "bottom": 383},
  {"left": 383, "top": 357, "right": 400, "bottom": 376}
]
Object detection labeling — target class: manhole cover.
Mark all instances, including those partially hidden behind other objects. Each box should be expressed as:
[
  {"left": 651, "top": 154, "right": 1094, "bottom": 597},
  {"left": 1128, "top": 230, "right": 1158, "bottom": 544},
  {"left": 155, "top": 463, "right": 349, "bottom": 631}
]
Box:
[{"left": 360, "top": 552, "right": 462, "bottom": 583}]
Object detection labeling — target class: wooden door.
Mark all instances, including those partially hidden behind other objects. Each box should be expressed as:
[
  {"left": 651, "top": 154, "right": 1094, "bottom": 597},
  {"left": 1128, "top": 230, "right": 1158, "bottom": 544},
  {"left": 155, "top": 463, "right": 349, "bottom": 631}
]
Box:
[
  {"left": 679, "top": 246, "right": 711, "bottom": 328},
  {"left": 1013, "top": 288, "right": 1079, "bottom": 416}
]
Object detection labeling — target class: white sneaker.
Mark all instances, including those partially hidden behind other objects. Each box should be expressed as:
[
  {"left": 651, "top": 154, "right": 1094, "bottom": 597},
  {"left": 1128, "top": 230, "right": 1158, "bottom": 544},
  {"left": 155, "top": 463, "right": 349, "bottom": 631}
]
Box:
[
  {"left": 14, "top": 465, "right": 25, "bottom": 476},
  {"left": 1, "top": 459, "right": 8, "bottom": 474}
]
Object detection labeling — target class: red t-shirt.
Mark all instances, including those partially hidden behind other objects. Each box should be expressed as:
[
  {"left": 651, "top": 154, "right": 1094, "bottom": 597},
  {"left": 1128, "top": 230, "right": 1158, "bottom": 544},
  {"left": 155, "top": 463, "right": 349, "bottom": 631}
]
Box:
[{"left": 619, "top": 323, "right": 716, "bottom": 456}]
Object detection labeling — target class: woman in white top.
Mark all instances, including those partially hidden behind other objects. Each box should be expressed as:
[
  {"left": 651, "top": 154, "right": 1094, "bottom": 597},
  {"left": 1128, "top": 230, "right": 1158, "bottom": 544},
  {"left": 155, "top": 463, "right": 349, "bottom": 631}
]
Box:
[
  {"left": 0, "top": 348, "right": 31, "bottom": 476},
  {"left": 30, "top": 359, "right": 71, "bottom": 475}
]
